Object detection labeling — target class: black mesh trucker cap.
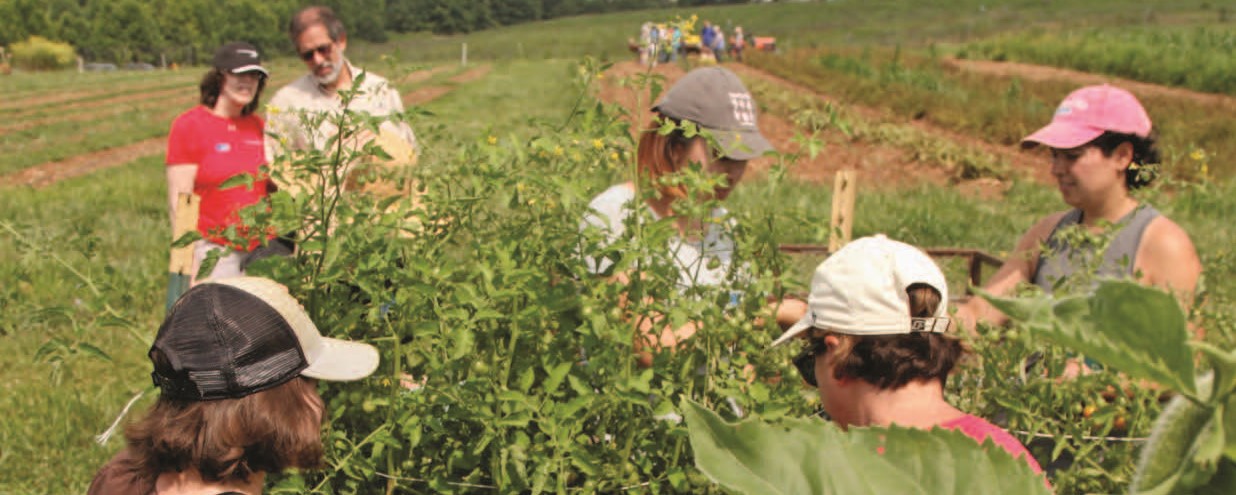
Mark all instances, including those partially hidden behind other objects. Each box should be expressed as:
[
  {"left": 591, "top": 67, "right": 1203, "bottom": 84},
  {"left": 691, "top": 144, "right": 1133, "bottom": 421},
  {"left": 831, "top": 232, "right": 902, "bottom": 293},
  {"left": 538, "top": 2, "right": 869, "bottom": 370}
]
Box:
[
  {"left": 151, "top": 277, "right": 378, "bottom": 401},
  {"left": 652, "top": 66, "right": 774, "bottom": 161},
  {"left": 212, "top": 42, "right": 268, "bottom": 77}
]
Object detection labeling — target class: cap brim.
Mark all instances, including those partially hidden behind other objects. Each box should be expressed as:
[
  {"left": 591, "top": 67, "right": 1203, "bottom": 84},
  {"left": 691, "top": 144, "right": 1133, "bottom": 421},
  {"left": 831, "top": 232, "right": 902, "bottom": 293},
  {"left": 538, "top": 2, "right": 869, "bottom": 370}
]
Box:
[
  {"left": 715, "top": 129, "right": 774, "bottom": 161},
  {"left": 301, "top": 337, "right": 379, "bottom": 381},
  {"left": 770, "top": 318, "right": 812, "bottom": 348},
  {"left": 1021, "top": 121, "right": 1103, "bottom": 150},
  {"left": 230, "top": 65, "right": 269, "bottom": 77}
]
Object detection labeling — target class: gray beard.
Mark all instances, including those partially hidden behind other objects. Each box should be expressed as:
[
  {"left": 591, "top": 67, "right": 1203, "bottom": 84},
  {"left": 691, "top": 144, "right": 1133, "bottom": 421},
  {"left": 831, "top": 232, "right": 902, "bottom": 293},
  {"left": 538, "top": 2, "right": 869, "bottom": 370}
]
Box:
[{"left": 314, "top": 59, "right": 344, "bottom": 86}]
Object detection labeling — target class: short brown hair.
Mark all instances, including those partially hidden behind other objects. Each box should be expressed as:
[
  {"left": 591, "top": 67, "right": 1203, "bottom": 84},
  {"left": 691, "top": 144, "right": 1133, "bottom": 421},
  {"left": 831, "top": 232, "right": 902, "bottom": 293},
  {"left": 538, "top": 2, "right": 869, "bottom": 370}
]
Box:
[
  {"left": 199, "top": 69, "right": 266, "bottom": 116},
  {"left": 824, "top": 284, "right": 966, "bottom": 390},
  {"left": 289, "top": 5, "right": 347, "bottom": 44},
  {"left": 117, "top": 375, "right": 325, "bottom": 485},
  {"left": 635, "top": 114, "right": 702, "bottom": 201}
]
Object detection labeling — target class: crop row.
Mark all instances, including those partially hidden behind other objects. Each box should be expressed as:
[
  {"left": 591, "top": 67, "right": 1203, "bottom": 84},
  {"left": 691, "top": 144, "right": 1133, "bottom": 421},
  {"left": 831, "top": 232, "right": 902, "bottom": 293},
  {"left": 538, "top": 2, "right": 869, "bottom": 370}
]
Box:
[
  {"left": 745, "top": 48, "right": 1236, "bottom": 180},
  {"left": 959, "top": 25, "right": 1236, "bottom": 96}
]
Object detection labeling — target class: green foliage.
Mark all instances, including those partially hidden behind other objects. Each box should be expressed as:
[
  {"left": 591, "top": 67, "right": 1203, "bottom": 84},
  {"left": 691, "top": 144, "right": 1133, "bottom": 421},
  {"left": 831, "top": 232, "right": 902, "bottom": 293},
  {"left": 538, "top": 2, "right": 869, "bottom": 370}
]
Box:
[
  {"left": 985, "top": 280, "right": 1236, "bottom": 494},
  {"left": 10, "top": 36, "right": 75, "bottom": 71},
  {"left": 233, "top": 59, "right": 815, "bottom": 492},
  {"left": 683, "top": 400, "right": 1051, "bottom": 495}
]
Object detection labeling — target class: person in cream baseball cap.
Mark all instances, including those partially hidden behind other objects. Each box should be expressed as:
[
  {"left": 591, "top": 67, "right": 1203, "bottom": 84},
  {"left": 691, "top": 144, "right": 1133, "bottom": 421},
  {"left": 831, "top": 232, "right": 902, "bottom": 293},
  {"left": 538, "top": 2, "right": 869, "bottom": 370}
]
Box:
[{"left": 773, "top": 235, "right": 1043, "bottom": 475}]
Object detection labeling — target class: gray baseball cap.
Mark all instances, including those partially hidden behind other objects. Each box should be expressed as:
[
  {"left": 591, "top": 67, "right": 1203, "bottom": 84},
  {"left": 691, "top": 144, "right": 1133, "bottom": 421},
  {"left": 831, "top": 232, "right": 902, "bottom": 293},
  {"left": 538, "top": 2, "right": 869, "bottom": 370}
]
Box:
[{"left": 653, "top": 67, "right": 774, "bottom": 161}]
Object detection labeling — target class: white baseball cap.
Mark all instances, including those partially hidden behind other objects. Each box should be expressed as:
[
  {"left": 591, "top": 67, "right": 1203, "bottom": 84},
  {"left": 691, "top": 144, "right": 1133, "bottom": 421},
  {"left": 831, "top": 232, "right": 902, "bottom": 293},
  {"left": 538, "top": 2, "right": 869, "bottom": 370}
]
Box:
[{"left": 771, "top": 235, "right": 952, "bottom": 347}]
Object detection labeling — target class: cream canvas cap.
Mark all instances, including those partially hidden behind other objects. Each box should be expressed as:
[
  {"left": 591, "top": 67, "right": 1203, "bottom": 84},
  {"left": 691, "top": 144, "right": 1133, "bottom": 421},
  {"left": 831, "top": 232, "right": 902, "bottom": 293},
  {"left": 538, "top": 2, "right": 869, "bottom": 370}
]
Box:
[{"left": 771, "top": 235, "right": 952, "bottom": 347}]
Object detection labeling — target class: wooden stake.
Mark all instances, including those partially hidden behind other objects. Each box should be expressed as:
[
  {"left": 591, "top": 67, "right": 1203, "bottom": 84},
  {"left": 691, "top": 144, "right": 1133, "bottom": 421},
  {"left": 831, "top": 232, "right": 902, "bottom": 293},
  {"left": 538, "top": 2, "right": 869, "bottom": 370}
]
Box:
[
  {"left": 829, "top": 169, "right": 856, "bottom": 252},
  {"left": 169, "top": 193, "right": 201, "bottom": 275}
]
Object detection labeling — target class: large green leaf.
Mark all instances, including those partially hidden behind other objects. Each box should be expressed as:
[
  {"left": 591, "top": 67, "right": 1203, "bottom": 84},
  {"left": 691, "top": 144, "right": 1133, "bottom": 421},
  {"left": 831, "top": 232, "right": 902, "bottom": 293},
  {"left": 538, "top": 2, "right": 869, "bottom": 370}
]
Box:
[
  {"left": 683, "top": 401, "right": 1050, "bottom": 495},
  {"left": 981, "top": 280, "right": 1196, "bottom": 394}
]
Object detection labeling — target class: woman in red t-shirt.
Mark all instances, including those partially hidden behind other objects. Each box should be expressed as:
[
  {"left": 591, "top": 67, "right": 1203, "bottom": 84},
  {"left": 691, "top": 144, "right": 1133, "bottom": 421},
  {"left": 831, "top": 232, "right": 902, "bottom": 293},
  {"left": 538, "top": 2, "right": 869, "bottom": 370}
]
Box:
[{"left": 166, "top": 42, "right": 272, "bottom": 284}]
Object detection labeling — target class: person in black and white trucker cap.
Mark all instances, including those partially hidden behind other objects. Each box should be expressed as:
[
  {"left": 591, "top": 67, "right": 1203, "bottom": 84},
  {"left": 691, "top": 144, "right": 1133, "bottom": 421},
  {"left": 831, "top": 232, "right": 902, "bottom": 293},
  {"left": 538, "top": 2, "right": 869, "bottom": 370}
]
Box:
[
  {"left": 772, "top": 235, "right": 1044, "bottom": 476},
  {"left": 88, "top": 277, "right": 379, "bottom": 495}
]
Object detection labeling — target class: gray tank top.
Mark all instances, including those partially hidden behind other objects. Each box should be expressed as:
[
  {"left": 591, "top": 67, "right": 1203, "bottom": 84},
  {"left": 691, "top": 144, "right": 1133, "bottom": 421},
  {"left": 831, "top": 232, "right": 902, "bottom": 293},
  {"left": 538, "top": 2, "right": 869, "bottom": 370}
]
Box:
[{"left": 1033, "top": 205, "right": 1160, "bottom": 293}]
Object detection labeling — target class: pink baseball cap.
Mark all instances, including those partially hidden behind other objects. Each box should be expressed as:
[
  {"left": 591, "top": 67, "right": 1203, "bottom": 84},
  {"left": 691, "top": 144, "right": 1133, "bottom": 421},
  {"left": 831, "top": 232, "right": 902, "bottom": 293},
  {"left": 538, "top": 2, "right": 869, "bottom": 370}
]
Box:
[{"left": 1022, "top": 84, "right": 1152, "bottom": 149}]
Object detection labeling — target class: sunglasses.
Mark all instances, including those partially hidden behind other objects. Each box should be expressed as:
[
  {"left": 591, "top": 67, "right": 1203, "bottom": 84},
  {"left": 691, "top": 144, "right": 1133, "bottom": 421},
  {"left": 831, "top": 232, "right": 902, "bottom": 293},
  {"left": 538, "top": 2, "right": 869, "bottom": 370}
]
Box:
[
  {"left": 792, "top": 338, "right": 828, "bottom": 387},
  {"left": 299, "top": 43, "right": 334, "bottom": 62}
]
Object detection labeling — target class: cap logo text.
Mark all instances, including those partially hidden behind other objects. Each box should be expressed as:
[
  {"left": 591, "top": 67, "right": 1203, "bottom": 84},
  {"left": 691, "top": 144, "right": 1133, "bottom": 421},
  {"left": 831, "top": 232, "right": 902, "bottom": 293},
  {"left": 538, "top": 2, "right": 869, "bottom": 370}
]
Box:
[
  {"left": 238, "top": 49, "right": 258, "bottom": 59},
  {"left": 729, "top": 92, "right": 756, "bottom": 127}
]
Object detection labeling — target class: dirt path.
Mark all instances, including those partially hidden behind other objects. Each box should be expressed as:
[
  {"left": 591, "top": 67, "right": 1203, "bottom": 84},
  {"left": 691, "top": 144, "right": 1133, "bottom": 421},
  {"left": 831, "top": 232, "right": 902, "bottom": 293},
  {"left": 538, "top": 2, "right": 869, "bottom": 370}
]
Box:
[
  {"left": 726, "top": 63, "right": 1051, "bottom": 187},
  {"left": 1, "top": 90, "right": 196, "bottom": 135},
  {"left": 944, "top": 58, "right": 1236, "bottom": 110},
  {"left": 598, "top": 61, "right": 1037, "bottom": 194},
  {"left": 448, "top": 64, "right": 492, "bottom": 84},
  {"left": 402, "top": 64, "right": 493, "bottom": 106},
  {"left": 1, "top": 77, "right": 196, "bottom": 113},
  {"left": 399, "top": 65, "right": 453, "bottom": 84},
  {"left": 0, "top": 138, "right": 165, "bottom": 188},
  {"left": 7, "top": 85, "right": 193, "bottom": 122}
]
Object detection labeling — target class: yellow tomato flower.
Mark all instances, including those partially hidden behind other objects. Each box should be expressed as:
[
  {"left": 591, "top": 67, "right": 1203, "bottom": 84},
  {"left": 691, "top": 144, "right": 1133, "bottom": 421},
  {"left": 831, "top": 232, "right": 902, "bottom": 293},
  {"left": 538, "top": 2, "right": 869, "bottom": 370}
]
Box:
[
  {"left": 487, "top": 135, "right": 498, "bottom": 145},
  {"left": 592, "top": 139, "right": 604, "bottom": 150}
]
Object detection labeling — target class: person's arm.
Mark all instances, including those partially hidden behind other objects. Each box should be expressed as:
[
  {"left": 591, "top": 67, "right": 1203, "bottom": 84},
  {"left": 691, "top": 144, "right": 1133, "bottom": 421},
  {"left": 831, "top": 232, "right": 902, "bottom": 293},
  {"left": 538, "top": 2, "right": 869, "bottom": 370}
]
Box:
[
  {"left": 1137, "top": 217, "right": 1203, "bottom": 338},
  {"left": 955, "top": 212, "right": 1065, "bottom": 334},
  {"left": 379, "top": 81, "right": 418, "bottom": 155},
  {"left": 166, "top": 165, "right": 197, "bottom": 233}
]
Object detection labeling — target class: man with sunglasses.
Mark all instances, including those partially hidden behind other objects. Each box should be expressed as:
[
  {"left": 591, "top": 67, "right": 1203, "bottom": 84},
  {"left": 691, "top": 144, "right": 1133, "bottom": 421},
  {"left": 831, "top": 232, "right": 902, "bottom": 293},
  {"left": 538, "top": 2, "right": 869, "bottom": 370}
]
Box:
[
  {"left": 266, "top": 5, "right": 417, "bottom": 169},
  {"left": 772, "top": 235, "right": 1044, "bottom": 475}
]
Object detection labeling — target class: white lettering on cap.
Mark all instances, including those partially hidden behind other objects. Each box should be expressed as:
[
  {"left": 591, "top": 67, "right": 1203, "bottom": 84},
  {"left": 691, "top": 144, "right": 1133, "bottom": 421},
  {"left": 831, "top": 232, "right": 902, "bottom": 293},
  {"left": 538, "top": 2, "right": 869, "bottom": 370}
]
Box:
[
  {"left": 238, "top": 49, "right": 258, "bottom": 59},
  {"left": 729, "top": 92, "right": 756, "bottom": 127}
]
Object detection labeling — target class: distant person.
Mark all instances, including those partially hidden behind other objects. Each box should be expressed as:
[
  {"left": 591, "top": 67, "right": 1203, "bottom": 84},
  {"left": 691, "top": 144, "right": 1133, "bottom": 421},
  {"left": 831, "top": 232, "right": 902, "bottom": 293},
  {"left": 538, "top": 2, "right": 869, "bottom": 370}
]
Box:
[
  {"left": 955, "top": 85, "right": 1201, "bottom": 334},
  {"left": 639, "top": 22, "right": 653, "bottom": 66},
  {"left": 266, "top": 5, "right": 418, "bottom": 175},
  {"left": 712, "top": 26, "right": 727, "bottom": 63},
  {"left": 731, "top": 26, "right": 746, "bottom": 62},
  {"left": 700, "top": 21, "right": 715, "bottom": 59},
  {"left": 773, "top": 235, "right": 1045, "bottom": 476},
  {"left": 87, "top": 277, "right": 379, "bottom": 494},
  {"left": 648, "top": 23, "right": 662, "bottom": 66},
  {"left": 166, "top": 42, "right": 272, "bottom": 284},
  {"left": 581, "top": 67, "right": 803, "bottom": 366},
  {"left": 670, "top": 25, "right": 682, "bottom": 62}
]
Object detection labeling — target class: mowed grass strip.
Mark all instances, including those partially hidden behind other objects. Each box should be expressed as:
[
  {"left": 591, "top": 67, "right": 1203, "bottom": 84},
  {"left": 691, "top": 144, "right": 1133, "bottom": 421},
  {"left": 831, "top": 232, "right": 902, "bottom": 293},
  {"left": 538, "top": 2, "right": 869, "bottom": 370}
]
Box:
[
  {"left": 1, "top": 75, "right": 200, "bottom": 117},
  {"left": 0, "top": 74, "right": 297, "bottom": 176},
  {"left": 1, "top": 85, "right": 197, "bottom": 135}
]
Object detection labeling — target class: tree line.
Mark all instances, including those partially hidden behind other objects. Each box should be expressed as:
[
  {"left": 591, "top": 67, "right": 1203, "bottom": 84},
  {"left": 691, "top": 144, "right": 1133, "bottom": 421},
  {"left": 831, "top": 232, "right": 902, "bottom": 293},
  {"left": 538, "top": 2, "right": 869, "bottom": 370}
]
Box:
[{"left": 0, "top": 0, "right": 745, "bottom": 66}]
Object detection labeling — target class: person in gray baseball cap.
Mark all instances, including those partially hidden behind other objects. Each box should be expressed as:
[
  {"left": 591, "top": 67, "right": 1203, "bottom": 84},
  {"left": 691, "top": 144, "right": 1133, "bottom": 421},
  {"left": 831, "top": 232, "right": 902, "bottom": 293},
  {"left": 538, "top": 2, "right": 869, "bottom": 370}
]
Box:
[{"left": 581, "top": 66, "right": 801, "bottom": 367}]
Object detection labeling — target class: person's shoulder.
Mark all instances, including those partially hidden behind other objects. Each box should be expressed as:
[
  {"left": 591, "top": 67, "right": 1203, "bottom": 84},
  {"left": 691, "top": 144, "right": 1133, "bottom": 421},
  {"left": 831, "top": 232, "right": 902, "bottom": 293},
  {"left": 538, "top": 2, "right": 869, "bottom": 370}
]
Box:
[
  {"left": 1013, "top": 210, "right": 1070, "bottom": 249},
  {"left": 589, "top": 183, "right": 636, "bottom": 208},
  {"left": 1141, "top": 214, "right": 1200, "bottom": 264},
  {"left": 170, "top": 106, "right": 207, "bottom": 130},
  {"left": 353, "top": 66, "right": 394, "bottom": 88},
  {"left": 269, "top": 75, "right": 318, "bottom": 106}
]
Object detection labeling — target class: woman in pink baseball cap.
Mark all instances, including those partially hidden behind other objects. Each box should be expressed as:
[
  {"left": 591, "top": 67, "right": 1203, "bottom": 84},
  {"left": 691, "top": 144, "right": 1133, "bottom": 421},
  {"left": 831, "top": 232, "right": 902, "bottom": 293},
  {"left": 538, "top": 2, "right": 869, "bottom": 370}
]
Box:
[{"left": 957, "top": 85, "right": 1201, "bottom": 336}]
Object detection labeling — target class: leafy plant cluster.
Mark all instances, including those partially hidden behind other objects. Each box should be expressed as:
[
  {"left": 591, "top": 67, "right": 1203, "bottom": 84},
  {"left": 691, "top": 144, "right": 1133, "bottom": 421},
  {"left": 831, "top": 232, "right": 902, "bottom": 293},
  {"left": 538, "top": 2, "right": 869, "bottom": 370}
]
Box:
[
  {"left": 8, "top": 35, "right": 75, "bottom": 70},
  {"left": 218, "top": 61, "right": 813, "bottom": 493}
]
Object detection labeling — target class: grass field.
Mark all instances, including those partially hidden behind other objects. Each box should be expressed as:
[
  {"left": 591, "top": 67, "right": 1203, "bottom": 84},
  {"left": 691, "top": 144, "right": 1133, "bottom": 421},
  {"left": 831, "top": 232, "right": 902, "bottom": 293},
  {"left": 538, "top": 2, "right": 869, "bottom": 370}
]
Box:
[{"left": 3, "top": 1, "right": 1236, "bottom": 492}]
